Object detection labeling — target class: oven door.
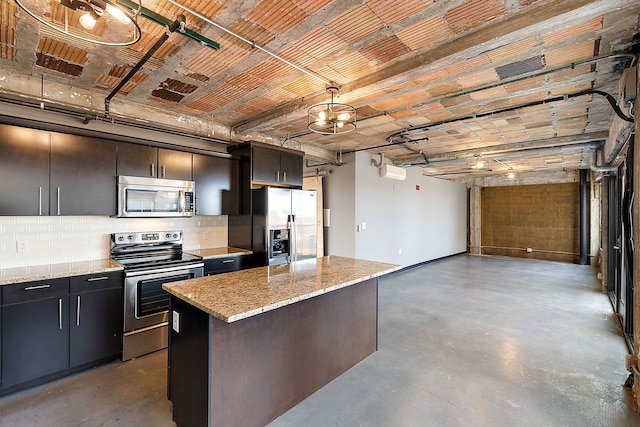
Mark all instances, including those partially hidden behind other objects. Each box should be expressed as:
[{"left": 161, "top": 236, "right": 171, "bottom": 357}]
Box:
[{"left": 124, "top": 263, "right": 203, "bottom": 333}]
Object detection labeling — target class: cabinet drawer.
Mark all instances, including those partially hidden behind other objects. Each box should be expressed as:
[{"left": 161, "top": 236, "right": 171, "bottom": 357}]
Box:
[
  {"left": 2, "top": 277, "right": 69, "bottom": 305},
  {"left": 204, "top": 257, "right": 242, "bottom": 275},
  {"left": 70, "top": 271, "right": 123, "bottom": 293}
]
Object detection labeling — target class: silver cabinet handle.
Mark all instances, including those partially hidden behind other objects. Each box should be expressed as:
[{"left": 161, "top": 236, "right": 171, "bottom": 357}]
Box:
[
  {"left": 24, "top": 284, "right": 51, "bottom": 291},
  {"left": 161, "top": 164, "right": 166, "bottom": 178},
  {"left": 87, "top": 276, "right": 109, "bottom": 282},
  {"left": 150, "top": 163, "right": 155, "bottom": 177},
  {"left": 276, "top": 170, "right": 280, "bottom": 182},
  {"left": 58, "top": 298, "right": 63, "bottom": 330},
  {"left": 76, "top": 295, "right": 81, "bottom": 326},
  {"left": 57, "top": 187, "right": 61, "bottom": 215},
  {"left": 179, "top": 190, "right": 185, "bottom": 212},
  {"left": 283, "top": 171, "right": 287, "bottom": 182},
  {"left": 38, "top": 186, "right": 42, "bottom": 216},
  {"left": 222, "top": 259, "right": 235, "bottom": 264}
]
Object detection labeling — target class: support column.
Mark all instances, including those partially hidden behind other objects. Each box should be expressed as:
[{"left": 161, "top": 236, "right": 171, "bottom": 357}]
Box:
[
  {"left": 469, "top": 184, "right": 482, "bottom": 256},
  {"left": 580, "top": 169, "right": 589, "bottom": 265},
  {"left": 632, "top": 65, "right": 640, "bottom": 405}
]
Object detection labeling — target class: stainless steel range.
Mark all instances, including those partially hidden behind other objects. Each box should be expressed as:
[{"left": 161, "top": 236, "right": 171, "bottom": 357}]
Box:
[{"left": 110, "top": 230, "right": 203, "bottom": 360}]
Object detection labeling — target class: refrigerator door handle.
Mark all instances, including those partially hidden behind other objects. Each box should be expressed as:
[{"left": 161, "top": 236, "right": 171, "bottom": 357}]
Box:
[{"left": 288, "top": 214, "right": 296, "bottom": 262}]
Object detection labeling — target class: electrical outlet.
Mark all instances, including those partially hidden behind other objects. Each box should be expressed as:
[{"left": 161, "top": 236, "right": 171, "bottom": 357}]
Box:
[
  {"left": 172, "top": 310, "right": 180, "bottom": 333},
  {"left": 16, "top": 240, "right": 29, "bottom": 253},
  {"left": 362, "top": 222, "right": 366, "bottom": 230}
]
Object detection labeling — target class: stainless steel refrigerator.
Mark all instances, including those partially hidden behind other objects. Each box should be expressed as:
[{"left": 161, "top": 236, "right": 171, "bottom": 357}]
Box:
[{"left": 250, "top": 187, "right": 317, "bottom": 265}]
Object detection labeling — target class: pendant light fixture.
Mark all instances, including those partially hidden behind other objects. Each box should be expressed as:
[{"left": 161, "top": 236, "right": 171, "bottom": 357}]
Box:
[
  {"left": 14, "top": 0, "right": 142, "bottom": 46},
  {"left": 308, "top": 83, "right": 356, "bottom": 135}
]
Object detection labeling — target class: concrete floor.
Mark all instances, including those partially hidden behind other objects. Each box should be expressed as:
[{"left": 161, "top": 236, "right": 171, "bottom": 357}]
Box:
[{"left": 1, "top": 255, "right": 639, "bottom": 426}]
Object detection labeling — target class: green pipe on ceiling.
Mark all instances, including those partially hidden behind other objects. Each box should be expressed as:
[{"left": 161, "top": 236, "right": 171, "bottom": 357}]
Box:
[{"left": 115, "top": 0, "right": 220, "bottom": 50}]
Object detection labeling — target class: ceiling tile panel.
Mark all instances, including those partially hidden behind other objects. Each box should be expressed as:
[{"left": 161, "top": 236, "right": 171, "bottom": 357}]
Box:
[
  {"left": 246, "top": 95, "right": 280, "bottom": 112},
  {"left": 95, "top": 72, "right": 148, "bottom": 95},
  {"left": 37, "top": 37, "right": 89, "bottom": 65},
  {"left": 445, "top": 54, "right": 492, "bottom": 76},
  {"left": 360, "top": 35, "right": 411, "bottom": 65},
  {"left": 546, "top": 64, "right": 593, "bottom": 83},
  {"left": 414, "top": 68, "right": 450, "bottom": 85},
  {"left": 549, "top": 81, "right": 593, "bottom": 96},
  {"left": 544, "top": 40, "right": 596, "bottom": 67},
  {"left": 35, "top": 52, "right": 83, "bottom": 77},
  {"left": 226, "top": 72, "right": 265, "bottom": 92},
  {"left": 294, "top": 0, "right": 334, "bottom": 14},
  {"left": 486, "top": 37, "right": 538, "bottom": 63},
  {"left": 248, "top": 0, "right": 307, "bottom": 34},
  {"left": 369, "top": 91, "right": 432, "bottom": 111},
  {"left": 262, "top": 87, "right": 298, "bottom": 103},
  {"left": 366, "top": 0, "right": 435, "bottom": 25},
  {"left": 283, "top": 75, "right": 324, "bottom": 97},
  {"left": 327, "top": 4, "right": 385, "bottom": 44},
  {"left": 185, "top": 92, "right": 231, "bottom": 113},
  {"left": 444, "top": 0, "right": 507, "bottom": 34},
  {"left": 244, "top": 60, "right": 290, "bottom": 83},
  {"left": 292, "top": 27, "right": 346, "bottom": 60},
  {"left": 495, "top": 56, "right": 545, "bottom": 79},
  {"left": 542, "top": 16, "right": 603, "bottom": 46},
  {"left": 427, "top": 81, "right": 462, "bottom": 97},
  {"left": 1, "top": 0, "right": 17, "bottom": 60},
  {"left": 396, "top": 17, "right": 454, "bottom": 51},
  {"left": 503, "top": 75, "right": 546, "bottom": 93},
  {"left": 469, "top": 86, "right": 508, "bottom": 101},
  {"left": 456, "top": 68, "right": 500, "bottom": 89},
  {"left": 221, "top": 18, "right": 275, "bottom": 50},
  {"left": 328, "top": 51, "right": 371, "bottom": 80},
  {"left": 184, "top": 44, "right": 250, "bottom": 78}
]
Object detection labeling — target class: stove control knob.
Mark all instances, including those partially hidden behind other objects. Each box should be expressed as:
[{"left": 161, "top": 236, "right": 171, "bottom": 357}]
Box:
[
  {"left": 117, "top": 235, "right": 125, "bottom": 242},
  {"left": 165, "top": 233, "right": 171, "bottom": 239},
  {"left": 127, "top": 234, "right": 134, "bottom": 240},
  {"left": 173, "top": 233, "right": 179, "bottom": 238}
]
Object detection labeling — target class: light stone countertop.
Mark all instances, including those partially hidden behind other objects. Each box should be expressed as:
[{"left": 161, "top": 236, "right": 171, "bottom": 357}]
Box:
[
  {"left": 163, "top": 255, "right": 401, "bottom": 323},
  {"left": 0, "top": 259, "right": 123, "bottom": 286},
  {"left": 186, "top": 247, "right": 252, "bottom": 259}
]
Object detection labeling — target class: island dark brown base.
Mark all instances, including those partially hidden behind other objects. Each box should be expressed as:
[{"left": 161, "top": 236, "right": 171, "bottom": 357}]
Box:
[{"left": 168, "top": 277, "right": 378, "bottom": 427}]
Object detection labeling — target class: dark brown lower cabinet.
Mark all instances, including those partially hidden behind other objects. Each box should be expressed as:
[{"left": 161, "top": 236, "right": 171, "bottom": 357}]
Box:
[
  {"left": 0, "top": 272, "right": 124, "bottom": 395},
  {"left": 1, "top": 280, "right": 70, "bottom": 389},
  {"left": 70, "top": 286, "right": 123, "bottom": 367}
]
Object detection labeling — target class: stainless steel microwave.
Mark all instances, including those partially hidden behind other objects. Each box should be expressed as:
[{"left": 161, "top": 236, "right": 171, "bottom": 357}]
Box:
[{"left": 116, "top": 175, "right": 195, "bottom": 218}]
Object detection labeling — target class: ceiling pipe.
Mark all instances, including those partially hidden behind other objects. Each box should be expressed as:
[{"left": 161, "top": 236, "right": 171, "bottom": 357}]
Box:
[
  {"left": 165, "top": 0, "right": 331, "bottom": 86},
  {"left": 105, "top": 16, "right": 185, "bottom": 116}
]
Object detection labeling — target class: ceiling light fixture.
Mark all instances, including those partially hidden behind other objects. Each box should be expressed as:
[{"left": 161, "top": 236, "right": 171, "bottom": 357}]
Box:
[
  {"left": 308, "top": 83, "right": 356, "bottom": 135},
  {"left": 14, "top": 0, "right": 141, "bottom": 46}
]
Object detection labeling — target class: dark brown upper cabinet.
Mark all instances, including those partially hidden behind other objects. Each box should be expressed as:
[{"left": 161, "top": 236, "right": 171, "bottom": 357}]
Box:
[
  {"left": 0, "top": 124, "right": 51, "bottom": 216},
  {"left": 50, "top": 133, "right": 117, "bottom": 216},
  {"left": 193, "top": 154, "right": 241, "bottom": 216},
  {"left": 117, "top": 142, "right": 193, "bottom": 181},
  {"left": 228, "top": 141, "right": 303, "bottom": 189}
]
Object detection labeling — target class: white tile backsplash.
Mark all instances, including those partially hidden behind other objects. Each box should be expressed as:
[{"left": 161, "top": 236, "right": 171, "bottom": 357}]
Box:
[{"left": 0, "top": 215, "right": 228, "bottom": 269}]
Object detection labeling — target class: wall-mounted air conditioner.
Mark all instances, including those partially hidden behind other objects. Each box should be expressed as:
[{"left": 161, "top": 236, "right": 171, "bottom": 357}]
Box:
[{"left": 380, "top": 164, "right": 406, "bottom": 181}]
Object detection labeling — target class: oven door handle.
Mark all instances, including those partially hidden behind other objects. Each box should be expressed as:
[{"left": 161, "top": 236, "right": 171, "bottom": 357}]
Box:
[{"left": 123, "top": 262, "right": 204, "bottom": 278}]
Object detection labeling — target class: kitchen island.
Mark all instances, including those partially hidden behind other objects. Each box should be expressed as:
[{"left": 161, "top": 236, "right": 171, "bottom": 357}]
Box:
[{"left": 163, "top": 256, "right": 400, "bottom": 427}]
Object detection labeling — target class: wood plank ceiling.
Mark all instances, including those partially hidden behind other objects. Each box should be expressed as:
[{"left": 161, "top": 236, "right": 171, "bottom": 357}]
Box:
[{"left": 0, "top": 0, "right": 638, "bottom": 182}]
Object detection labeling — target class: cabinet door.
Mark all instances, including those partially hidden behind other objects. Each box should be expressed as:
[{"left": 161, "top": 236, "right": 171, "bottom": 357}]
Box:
[
  {"left": 50, "top": 133, "right": 117, "bottom": 215},
  {"left": 117, "top": 142, "right": 158, "bottom": 177},
  {"left": 70, "top": 287, "right": 123, "bottom": 367},
  {"left": 1, "top": 297, "right": 70, "bottom": 388},
  {"left": 252, "top": 146, "right": 282, "bottom": 184},
  {"left": 0, "top": 123, "right": 50, "bottom": 215},
  {"left": 279, "top": 152, "right": 303, "bottom": 187},
  {"left": 193, "top": 154, "right": 240, "bottom": 215},
  {"left": 158, "top": 148, "right": 193, "bottom": 180}
]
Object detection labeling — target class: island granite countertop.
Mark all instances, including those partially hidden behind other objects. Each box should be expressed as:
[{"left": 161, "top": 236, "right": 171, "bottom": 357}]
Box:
[{"left": 163, "top": 255, "right": 401, "bottom": 323}]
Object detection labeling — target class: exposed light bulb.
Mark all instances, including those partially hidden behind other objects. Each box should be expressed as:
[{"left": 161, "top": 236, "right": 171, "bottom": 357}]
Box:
[
  {"left": 476, "top": 162, "right": 484, "bottom": 169},
  {"left": 79, "top": 12, "right": 97, "bottom": 29},
  {"left": 316, "top": 119, "right": 326, "bottom": 126},
  {"left": 337, "top": 121, "right": 344, "bottom": 128},
  {"left": 337, "top": 112, "right": 350, "bottom": 122},
  {"left": 106, "top": 4, "right": 131, "bottom": 24},
  {"left": 318, "top": 111, "right": 326, "bottom": 121},
  {"left": 507, "top": 172, "right": 516, "bottom": 179}
]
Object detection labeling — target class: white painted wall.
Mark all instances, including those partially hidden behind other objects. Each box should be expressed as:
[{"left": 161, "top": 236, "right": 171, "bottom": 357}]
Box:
[
  {"left": 0, "top": 215, "right": 228, "bottom": 269},
  {"left": 324, "top": 152, "right": 467, "bottom": 266}
]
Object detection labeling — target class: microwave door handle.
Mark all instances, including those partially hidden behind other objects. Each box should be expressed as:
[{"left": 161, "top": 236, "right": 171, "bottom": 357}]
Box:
[{"left": 179, "top": 190, "right": 185, "bottom": 213}]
